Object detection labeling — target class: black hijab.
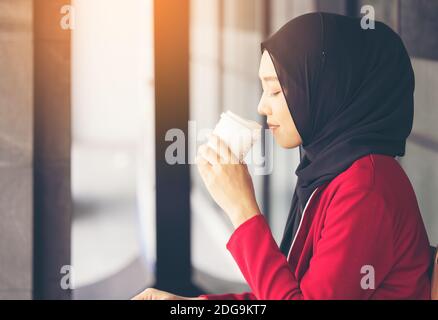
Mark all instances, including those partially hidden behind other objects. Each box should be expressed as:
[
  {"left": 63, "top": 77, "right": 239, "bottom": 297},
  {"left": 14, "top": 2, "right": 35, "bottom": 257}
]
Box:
[{"left": 260, "top": 13, "right": 415, "bottom": 257}]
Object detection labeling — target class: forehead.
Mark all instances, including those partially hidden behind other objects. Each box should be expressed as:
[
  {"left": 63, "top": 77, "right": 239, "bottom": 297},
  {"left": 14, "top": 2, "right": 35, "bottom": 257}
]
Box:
[{"left": 259, "top": 51, "right": 279, "bottom": 80}]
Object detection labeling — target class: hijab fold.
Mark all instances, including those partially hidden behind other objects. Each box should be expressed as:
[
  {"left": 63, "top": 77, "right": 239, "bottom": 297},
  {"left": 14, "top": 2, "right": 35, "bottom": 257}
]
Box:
[{"left": 260, "top": 13, "right": 415, "bottom": 257}]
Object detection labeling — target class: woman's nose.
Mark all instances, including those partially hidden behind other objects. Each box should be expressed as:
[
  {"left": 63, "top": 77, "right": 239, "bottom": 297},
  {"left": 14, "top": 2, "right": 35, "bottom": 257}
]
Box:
[{"left": 257, "top": 97, "right": 272, "bottom": 116}]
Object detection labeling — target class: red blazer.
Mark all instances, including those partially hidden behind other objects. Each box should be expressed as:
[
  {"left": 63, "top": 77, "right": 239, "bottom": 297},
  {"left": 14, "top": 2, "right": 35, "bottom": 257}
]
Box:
[{"left": 199, "top": 154, "right": 431, "bottom": 300}]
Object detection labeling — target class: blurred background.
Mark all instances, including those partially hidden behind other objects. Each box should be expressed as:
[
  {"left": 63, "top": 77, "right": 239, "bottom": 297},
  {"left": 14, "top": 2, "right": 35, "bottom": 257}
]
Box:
[{"left": 0, "top": 0, "right": 437, "bottom": 300}]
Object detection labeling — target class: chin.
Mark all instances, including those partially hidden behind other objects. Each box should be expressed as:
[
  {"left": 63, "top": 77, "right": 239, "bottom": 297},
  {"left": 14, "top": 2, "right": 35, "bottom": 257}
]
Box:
[
  {"left": 276, "top": 138, "right": 300, "bottom": 149},
  {"left": 273, "top": 130, "right": 302, "bottom": 149},
  {"left": 275, "top": 139, "right": 301, "bottom": 149},
  {"left": 284, "top": 143, "right": 301, "bottom": 150}
]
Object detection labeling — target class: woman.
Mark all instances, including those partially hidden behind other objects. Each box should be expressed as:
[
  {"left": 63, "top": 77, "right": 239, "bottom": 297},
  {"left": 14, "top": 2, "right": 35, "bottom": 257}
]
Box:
[{"left": 133, "top": 12, "right": 431, "bottom": 300}]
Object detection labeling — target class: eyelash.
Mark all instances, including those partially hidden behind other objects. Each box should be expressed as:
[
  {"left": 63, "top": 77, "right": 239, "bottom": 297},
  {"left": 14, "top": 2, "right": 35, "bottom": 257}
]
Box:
[{"left": 267, "top": 91, "right": 281, "bottom": 97}]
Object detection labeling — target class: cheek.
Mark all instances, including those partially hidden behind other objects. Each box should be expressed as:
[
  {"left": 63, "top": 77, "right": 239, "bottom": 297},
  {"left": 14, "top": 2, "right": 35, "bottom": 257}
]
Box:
[
  {"left": 276, "top": 126, "right": 301, "bottom": 149},
  {"left": 273, "top": 127, "right": 294, "bottom": 149},
  {"left": 273, "top": 97, "right": 291, "bottom": 126},
  {"left": 274, "top": 98, "right": 302, "bottom": 148}
]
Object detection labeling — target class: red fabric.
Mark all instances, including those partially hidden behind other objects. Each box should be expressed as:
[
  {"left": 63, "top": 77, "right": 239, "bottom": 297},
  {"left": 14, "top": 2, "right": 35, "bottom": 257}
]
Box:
[{"left": 199, "top": 154, "right": 431, "bottom": 300}]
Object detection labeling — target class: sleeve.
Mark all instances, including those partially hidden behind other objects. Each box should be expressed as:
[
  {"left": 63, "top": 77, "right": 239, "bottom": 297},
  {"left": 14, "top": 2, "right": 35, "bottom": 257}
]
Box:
[{"left": 223, "top": 188, "right": 394, "bottom": 300}]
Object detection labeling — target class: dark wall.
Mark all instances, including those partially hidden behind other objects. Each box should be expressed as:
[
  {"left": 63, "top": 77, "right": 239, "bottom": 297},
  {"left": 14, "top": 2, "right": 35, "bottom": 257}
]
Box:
[
  {"left": 400, "top": 0, "right": 438, "bottom": 61},
  {"left": 316, "top": 0, "right": 348, "bottom": 15}
]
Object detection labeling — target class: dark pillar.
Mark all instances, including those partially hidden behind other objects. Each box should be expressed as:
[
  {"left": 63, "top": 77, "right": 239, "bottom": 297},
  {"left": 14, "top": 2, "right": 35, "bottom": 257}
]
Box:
[
  {"left": 154, "top": 0, "right": 202, "bottom": 296},
  {"left": 33, "top": 0, "right": 72, "bottom": 300}
]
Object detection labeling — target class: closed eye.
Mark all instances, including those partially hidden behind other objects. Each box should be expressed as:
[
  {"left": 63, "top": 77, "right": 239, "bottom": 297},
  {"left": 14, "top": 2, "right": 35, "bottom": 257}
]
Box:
[{"left": 268, "top": 91, "right": 281, "bottom": 97}]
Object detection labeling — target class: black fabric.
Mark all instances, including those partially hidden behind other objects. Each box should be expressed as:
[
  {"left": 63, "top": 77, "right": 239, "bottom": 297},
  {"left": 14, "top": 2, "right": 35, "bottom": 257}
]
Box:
[{"left": 260, "top": 13, "right": 415, "bottom": 257}]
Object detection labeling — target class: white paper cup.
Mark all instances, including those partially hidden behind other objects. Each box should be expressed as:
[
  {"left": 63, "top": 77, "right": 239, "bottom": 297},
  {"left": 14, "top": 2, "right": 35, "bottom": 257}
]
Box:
[{"left": 208, "top": 111, "right": 262, "bottom": 162}]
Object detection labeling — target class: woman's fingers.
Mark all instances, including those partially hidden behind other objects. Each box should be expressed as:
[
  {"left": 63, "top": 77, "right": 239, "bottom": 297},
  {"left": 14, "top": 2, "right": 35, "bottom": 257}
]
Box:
[
  {"left": 195, "top": 136, "right": 241, "bottom": 186},
  {"left": 131, "top": 288, "right": 157, "bottom": 300},
  {"left": 196, "top": 155, "right": 209, "bottom": 167},
  {"left": 208, "top": 134, "right": 240, "bottom": 164},
  {"left": 197, "top": 144, "right": 221, "bottom": 165},
  {"left": 131, "top": 288, "right": 174, "bottom": 300},
  {"left": 131, "top": 288, "right": 204, "bottom": 301},
  {"left": 195, "top": 149, "right": 213, "bottom": 182}
]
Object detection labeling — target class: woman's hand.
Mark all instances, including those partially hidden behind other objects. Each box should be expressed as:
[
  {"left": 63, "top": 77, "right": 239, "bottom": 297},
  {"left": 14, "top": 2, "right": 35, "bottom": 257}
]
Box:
[
  {"left": 196, "top": 135, "right": 261, "bottom": 229},
  {"left": 131, "top": 288, "right": 207, "bottom": 300}
]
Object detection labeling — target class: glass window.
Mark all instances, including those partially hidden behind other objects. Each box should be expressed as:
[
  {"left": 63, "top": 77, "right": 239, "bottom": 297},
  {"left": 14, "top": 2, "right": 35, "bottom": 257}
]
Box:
[
  {"left": 190, "top": 0, "right": 264, "bottom": 291},
  {"left": 224, "top": 0, "right": 258, "bottom": 31},
  {"left": 71, "top": 0, "right": 153, "bottom": 298}
]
